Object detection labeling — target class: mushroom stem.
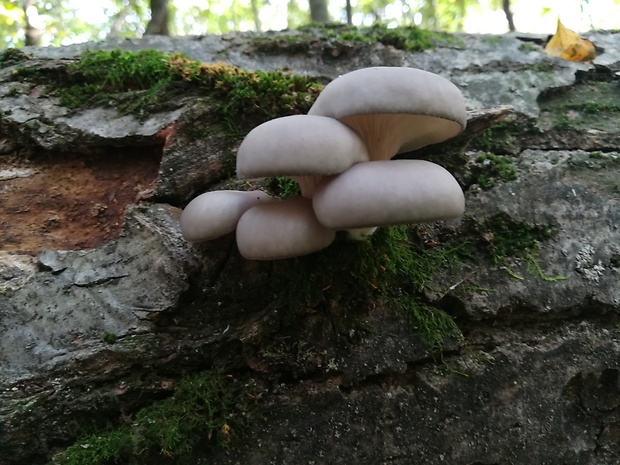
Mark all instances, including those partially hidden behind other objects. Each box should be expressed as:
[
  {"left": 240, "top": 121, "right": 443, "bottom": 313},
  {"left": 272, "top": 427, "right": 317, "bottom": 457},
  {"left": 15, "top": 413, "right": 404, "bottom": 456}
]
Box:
[
  {"left": 346, "top": 227, "right": 378, "bottom": 240},
  {"left": 291, "top": 174, "right": 335, "bottom": 198}
]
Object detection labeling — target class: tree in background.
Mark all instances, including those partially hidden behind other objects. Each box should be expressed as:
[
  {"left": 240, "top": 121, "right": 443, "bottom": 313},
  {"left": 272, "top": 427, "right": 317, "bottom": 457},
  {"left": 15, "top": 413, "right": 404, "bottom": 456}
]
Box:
[
  {"left": 0, "top": 0, "right": 617, "bottom": 48},
  {"left": 309, "top": 0, "right": 330, "bottom": 23},
  {"left": 145, "top": 0, "right": 169, "bottom": 35},
  {"left": 502, "top": 0, "right": 515, "bottom": 31},
  {"left": 23, "top": 0, "right": 41, "bottom": 45}
]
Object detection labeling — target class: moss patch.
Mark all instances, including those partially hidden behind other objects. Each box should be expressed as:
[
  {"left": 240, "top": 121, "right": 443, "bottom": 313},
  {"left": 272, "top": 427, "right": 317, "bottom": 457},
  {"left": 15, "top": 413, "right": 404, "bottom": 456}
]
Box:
[
  {"left": 54, "top": 369, "right": 255, "bottom": 465},
  {"left": 13, "top": 49, "right": 323, "bottom": 128},
  {"left": 252, "top": 23, "right": 460, "bottom": 55},
  {"left": 101, "top": 332, "right": 118, "bottom": 344},
  {"left": 0, "top": 48, "right": 30, "bottom": 67},
  {"left": 476, "top": 214, "right": 552, "bottom": 262},
  {"left": 518, "top": 42, "right": 542, "bottom": 53},
  {"left": 468, "top": 115, "right": 540, "bottom": 155},
  {"left": 272, "top": 226, "right": 472, "bottom": 350},
  {"left": 538, "top": 81, "right": 620, "bottom": 132},
  {"left": 567, "top": 151, "right": 620, "bottom": 170},
  {"left": 468, "top": 153, "right": 517, "bottom": 189},
  {"left": 471, "top": 213, "right": 565, "bottom": 281},
  {"left": 263, "top": 176, "right": 302, "bottom": 198}
]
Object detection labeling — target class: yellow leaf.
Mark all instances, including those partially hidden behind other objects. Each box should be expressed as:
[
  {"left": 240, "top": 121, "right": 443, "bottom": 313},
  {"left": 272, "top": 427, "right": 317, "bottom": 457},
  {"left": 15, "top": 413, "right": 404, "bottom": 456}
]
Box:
[{"left": 545, "top": 19, "right": 596, "bottom": 62}]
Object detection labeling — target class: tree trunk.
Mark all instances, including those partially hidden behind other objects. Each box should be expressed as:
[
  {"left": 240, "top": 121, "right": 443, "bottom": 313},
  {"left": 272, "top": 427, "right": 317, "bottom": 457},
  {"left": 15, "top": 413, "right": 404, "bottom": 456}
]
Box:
[
  {"left": 2, "top": 30, "right": 620, "bottom": 465},
  {"left": 503, "top": 0, "right": 515, "bottom": 32},
  {"left": 145, "top": 0, "right": 170, "bottom": 35},
  {"left": 345, "top": 0, "right": 352, "bottom": 25},
  {"left": 251, "top": 0, "right": 262, "bottom": 32},
  {"left": 23, "top": 0, "right": 42, "bottom": 46},
  {"left": 309, "top": 0, "right": 329, "bottom": 23}
]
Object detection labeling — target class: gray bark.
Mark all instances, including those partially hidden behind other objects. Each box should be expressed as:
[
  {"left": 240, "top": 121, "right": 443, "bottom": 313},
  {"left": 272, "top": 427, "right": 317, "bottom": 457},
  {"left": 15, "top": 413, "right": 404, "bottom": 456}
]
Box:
[{"left": 1, "top": 29, "right": 619, "bottom": 465}]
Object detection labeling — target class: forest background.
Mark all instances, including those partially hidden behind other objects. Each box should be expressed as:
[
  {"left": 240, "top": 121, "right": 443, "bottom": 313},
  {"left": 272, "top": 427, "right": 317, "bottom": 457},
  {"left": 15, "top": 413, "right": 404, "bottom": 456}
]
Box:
[{"left": 2, "top": 0, "right": 620, "bottom": 50}]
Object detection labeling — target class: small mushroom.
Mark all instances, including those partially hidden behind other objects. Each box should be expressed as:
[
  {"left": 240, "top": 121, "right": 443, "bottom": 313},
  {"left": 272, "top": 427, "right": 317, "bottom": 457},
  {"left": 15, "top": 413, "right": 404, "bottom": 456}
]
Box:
[
  {"left": 180, "top": 190, "right": 274, "bottom": 243},
  {"left": 308, "top": 67, "right": 467, "bottom": 160},
  {"left": 236, "top": 196, "right": 336, "bottom": 260},
  {"left": 236, "top": 114, "right": 369, "bottom": 197},
  {"left": 312, "top": 160, "right": 465, "bottom": 230}
]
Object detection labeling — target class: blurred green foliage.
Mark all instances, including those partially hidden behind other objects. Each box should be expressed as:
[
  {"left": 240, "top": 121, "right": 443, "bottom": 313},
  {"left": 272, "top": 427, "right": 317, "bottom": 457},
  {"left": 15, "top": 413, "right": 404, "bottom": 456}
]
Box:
[{"left": 0, "top": 0, "right": 582, "bottom": 49}]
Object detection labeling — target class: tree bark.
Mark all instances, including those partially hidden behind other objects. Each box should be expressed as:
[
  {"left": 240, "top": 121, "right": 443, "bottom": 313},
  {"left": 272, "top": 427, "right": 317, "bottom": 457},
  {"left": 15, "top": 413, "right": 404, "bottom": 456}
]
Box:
[
  {"left": 309, "top": 0, "right": 329, "bottom": 23},
  {"left": 145, "top": 0, "right": 170, "bottom": 35},
  {"left": 2, "top": 30, "right": 620, "bottom": 465}
]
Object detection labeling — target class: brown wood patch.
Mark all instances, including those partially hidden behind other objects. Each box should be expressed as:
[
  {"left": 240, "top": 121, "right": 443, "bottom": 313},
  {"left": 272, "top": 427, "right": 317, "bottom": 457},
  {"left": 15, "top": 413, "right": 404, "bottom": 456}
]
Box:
[{"left": 0, "top": 147, "right": 161, "bottom": 253}]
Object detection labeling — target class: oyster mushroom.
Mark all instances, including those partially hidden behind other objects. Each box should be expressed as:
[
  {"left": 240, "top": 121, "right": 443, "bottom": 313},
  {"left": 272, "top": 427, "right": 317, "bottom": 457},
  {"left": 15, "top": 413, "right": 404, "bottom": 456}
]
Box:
[
  {"left": 180, "top": 190, "right": 274, "bottom": 243},
  {"left": 236, "top": 114, "right": 369, "bottom": 197},
  {"left": 312, "top": 160, "right": 465, "bottom": 230},
  {"left": 236, "top": 196, "right": 335, "bottom": 260},
  {"left": 308, "top": 67, "right": 467, "bottom": 160}
]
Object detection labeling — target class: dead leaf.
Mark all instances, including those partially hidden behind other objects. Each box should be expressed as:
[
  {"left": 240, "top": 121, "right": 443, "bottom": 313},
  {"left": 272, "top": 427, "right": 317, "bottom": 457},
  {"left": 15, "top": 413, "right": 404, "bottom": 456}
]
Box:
[{"left": 545, "top": 19, "right": 596, "bottom": 62}]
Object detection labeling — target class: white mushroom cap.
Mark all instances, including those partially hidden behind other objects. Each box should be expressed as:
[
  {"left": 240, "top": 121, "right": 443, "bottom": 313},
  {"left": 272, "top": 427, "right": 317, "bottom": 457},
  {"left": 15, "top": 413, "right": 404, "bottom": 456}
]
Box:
[
  {"left": 312, "top": 160, "right": 464, "bottom": 230},
  {"left": 308, "top": 67, "right": 467, "bottom": 160},
  {"left": 236, "top": 196, "right": 336, "bottom": 260},
  {"left": 236, "top": 114, "right": 369, "bottom": 197},
  {"left": 180, "top": 190, "right": 274, "bottom": 243}
]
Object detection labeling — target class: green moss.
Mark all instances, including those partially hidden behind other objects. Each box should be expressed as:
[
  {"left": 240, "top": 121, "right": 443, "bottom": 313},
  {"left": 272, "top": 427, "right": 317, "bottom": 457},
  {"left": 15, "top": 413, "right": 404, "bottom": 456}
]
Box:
[
  {"left": 274, "top": 226, "right": 471, "bottom": 350},
  {"left": 471, "top": 213, "right": 566, "bottom": 281},
  {"left": 469, "top": 117, "right": 540, "bottom": 154},
  {"left": 482, "top": 34, "right": 504, "bottom": 45},
  {"left": 102, "top": 332, "right": 117, "bottom": 344},
  {"left": 54, "top": 369, "right": 255, "bottom": 465},
  {"left": 469, "top": 153, "right": 517, "bottom": 189},
  {"left": 578, "top": 101, "right": 620, "bottom": 114},
  {"left": 476, "top": 214, "right": 552, "bottom": 263},
  {"left": 54, "top": 426, "right": 133, "bottom": 465},
  {"left": 263, "top": 177, "right": 302, "bottom": 198},
  {"left": 6, "top": 87, "right": 21, "bottom": 97},
  {"left": 567, "top": 151, "right": 620, "bottom": 170},
  {"left": 251, "top": 33, "right": 317, "bottom": 54},
  {"left": 337, "top": 24, "right": 444, "bottom": 52},
  {"left": 518, "top": 42, "right": 541, "bottom": 53},
  {"left": 67, "top": 49, "right": 175, "bottom": 93},
  {"left": 14, "top": 49, "right": 323, "bottom": 127},
  {"left": 527, "top": 62, "right": 556, "bottom": 73},
  {"left": 253, "top": 24, "right": 460, "bottom": 55},
  {"left": 0, "top": 48, "right": 29, "bottom": 67},
  {"left": 57, "top": 50, "right": 175, "bottom": 116},
  {"left": 538, "top": 81, "right": 620, "bottom": 132}
]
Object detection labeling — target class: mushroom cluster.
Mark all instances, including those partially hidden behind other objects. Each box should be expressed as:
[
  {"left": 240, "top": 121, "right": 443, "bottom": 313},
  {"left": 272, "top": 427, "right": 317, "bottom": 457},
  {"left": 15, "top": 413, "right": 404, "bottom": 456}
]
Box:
[{"left": 180, "top": 66, "right": 468, "bottom": 260}]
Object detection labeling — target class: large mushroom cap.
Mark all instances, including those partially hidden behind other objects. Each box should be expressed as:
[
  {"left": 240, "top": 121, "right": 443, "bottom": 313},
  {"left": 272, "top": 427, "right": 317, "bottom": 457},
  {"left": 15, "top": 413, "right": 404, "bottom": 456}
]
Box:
[
  {"left": 312, "top": 160, "right": 465, "bottom": 230},
  {"left": 236, "top": 114, "right": 369, "bottom": 197},
  {"left": 236, "top": 196, "right": 336, "bottom": 260},
  {"left": 180, "top": 190, "right": 274, "bottom": 243},
  {"left": 308, "top": 67, "right": 467, "bottom": 160}
]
